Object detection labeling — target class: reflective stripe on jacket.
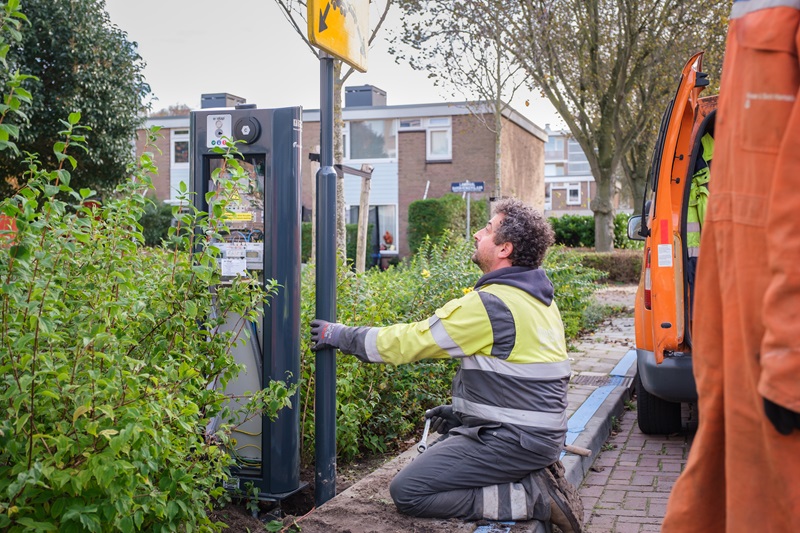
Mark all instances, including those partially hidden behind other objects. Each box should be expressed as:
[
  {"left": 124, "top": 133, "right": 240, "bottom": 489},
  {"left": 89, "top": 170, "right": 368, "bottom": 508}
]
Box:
[{"left": 363, "top": 281, "right": 570, "bottom": 434}]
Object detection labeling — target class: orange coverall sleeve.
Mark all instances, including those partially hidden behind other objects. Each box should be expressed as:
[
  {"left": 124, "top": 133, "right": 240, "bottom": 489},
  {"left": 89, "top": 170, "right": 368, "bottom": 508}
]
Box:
[{"left": 759, "top": 23, "right": 800, "bottom": 413}]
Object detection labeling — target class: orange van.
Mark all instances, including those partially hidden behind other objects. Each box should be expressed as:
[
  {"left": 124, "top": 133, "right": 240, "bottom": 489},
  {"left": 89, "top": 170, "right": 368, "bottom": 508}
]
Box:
[{"left": 627, "top": 52, "right": 716, "bottom": 434}]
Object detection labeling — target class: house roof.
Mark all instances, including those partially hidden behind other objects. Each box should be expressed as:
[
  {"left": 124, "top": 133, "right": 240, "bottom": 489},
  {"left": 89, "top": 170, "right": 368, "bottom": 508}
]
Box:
[
  {"left": 141, "top": 101, "right": 548, "bottom": 143},
  {"left": 303, "top": 100, "right": 547, "bottom": 142}
]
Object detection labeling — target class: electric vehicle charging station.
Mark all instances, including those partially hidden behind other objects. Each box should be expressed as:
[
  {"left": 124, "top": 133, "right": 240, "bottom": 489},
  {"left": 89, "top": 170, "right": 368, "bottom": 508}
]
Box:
[{"left": 190, "top": 104, "right": 303, "bottom": 499}]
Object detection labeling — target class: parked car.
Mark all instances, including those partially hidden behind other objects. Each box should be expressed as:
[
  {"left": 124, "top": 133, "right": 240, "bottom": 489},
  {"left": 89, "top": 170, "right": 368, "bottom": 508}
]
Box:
[{"left": 627, "top": 52, "right": 717, "bottom": 434}]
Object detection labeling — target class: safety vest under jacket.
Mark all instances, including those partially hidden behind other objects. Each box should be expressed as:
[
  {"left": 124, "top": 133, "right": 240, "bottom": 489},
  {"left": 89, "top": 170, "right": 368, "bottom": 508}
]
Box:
[
  {"left": 687, "top": 133, "right": 714, "bottom": 256},
  {"left": 361, "top": 281, "right": 571, "bottom": 437}
]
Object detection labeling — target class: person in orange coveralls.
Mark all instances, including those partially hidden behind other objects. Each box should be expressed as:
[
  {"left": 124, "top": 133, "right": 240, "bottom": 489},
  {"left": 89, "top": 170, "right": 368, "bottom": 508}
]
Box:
[{"left": 662, "top": 1, "right": 800, "bottom": 531}]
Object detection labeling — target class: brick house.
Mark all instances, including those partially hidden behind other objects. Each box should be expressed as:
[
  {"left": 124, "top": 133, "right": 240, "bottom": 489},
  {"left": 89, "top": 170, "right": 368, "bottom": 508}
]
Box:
[
  {"left": 543, "top": 124, "right": 630, "bottom": 217},
  {"left": 136, "top": 88, "right": 548, "bottom": 259}
]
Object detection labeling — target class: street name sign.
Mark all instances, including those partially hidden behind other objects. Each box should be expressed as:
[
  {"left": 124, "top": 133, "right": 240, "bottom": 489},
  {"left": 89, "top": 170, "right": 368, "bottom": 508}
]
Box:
[
  {"left": 307, "top": 0, "right": 369, "bottom": 72},
  {"left": 451, "top": 181, "right": 485, "bottom": 193}
]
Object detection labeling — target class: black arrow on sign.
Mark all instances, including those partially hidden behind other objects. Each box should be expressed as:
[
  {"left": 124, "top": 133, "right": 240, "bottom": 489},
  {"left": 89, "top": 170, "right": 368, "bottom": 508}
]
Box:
[{"left": 319, "top": 2, "right": 331, "bottom": 32}]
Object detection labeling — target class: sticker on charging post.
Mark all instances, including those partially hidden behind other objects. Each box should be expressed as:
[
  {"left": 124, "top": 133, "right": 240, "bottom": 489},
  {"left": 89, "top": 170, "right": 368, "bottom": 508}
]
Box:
[
  {"left": 221, "top": 258, "right": 247, "bottom": 277},
  {"left": 207, "top": 114, "right": 232, "bottom": 148},
  {"left": 657, "top": 244, "right": 673, "bottom": 267}
]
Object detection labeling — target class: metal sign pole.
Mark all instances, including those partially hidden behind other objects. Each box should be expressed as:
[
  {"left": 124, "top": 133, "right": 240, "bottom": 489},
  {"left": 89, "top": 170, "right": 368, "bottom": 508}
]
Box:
[{"left": 315, "top": 53, "right": 337, "bottom": 506}]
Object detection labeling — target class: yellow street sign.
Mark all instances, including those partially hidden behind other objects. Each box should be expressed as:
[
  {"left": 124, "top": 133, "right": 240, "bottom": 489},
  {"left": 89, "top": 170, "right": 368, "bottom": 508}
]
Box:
[{"left": 307, "top": 0, "right": 369, "bottom": 72}]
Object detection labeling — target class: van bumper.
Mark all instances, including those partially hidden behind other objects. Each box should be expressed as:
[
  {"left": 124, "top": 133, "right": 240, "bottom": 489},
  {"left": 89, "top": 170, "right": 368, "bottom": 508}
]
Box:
[{"left": 636, "top": 349, "right": 698, "bottom": 403}]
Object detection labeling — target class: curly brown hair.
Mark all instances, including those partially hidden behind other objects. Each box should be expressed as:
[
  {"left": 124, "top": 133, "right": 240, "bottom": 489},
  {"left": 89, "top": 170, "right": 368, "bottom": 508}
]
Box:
[{"left": 493, "top": 198, "right": 554, "bottom": 268}]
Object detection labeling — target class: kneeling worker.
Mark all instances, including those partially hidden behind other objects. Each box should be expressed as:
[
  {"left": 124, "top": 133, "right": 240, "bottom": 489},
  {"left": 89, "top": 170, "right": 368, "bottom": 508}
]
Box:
[{"left": 310, "top": 198, "right": 583, "bottom": 532}]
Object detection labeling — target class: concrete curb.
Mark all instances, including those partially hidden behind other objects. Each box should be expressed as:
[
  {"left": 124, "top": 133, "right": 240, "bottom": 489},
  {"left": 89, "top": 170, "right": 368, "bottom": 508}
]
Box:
[{"left": 562, "top": 369, "right": 636, "bottom": 488}]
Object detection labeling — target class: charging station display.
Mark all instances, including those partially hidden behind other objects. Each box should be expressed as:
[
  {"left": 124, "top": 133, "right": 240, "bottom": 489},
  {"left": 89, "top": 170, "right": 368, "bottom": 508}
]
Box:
[{"left": 190, "top": 105, "right": 302, "bottom": 499}]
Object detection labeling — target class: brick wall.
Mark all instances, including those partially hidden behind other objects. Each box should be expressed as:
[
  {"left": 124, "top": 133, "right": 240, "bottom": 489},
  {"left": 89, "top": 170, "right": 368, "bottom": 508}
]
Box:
[
  {"left": 135, "top": 128, "right": 171, "bottom": 202},
  {"left": 397, "top": 114, "right": 496, "bottom": 256},
  {"left": 500, "top": 117, "right": 545, "bottom": 209}
]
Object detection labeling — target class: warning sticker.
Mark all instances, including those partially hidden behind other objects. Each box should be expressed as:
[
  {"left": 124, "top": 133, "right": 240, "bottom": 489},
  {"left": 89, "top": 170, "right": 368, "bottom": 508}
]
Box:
[
  {"left": 223, "top": 212, "right": 253, "bottom": 221},
  {"left": 657, "top": 244, "right": 673, "bottom": 267}
]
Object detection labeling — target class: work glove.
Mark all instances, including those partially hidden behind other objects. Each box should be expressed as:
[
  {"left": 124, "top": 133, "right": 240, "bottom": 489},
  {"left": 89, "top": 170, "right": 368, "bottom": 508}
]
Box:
[
  {"left": 310, "top": 319, "right": 343, "bottom": 352},
  {"left": 764, "top": 398, "right": 800, "bottom": 436},
  {"left": 425, "top": 405, "right": 462, "bottom": 435}
]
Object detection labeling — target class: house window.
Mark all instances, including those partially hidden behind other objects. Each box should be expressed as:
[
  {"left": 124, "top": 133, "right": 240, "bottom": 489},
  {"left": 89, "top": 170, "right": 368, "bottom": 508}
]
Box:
[
  {"left": 347, "top": 119, "right": 397, "bottom": 160},
  {"left": 425, "top": 117, "right": 451, "bottom": 161},
  {"left": 170, "top": 129, "right": 190, "bottom": 204},
  {"left": 544, "top": 185, "right": 552, "bottom": 210},
  {"left": 348, "top": 204, "right": 398, "bottom": 261},
  {"left": 568, "top": 139, "right": 591, "bottom": 174},
  {"left": 567, "top": 183, "right": 581, "bottom": 205},
  {"left": 399, "top": 118, "right": 422, "bottom": 130},
  {"left": 545, "top": 163, "right": 565, "bottom": 177},
  {"left": 545, "top": 136, "right": 564, "bottom": 153}
]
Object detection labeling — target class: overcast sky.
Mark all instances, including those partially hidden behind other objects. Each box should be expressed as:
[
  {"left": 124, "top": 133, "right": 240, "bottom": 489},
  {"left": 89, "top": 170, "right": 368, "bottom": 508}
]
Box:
[{"left": 103, "top": 0, "right": 564, "bottom": 129}]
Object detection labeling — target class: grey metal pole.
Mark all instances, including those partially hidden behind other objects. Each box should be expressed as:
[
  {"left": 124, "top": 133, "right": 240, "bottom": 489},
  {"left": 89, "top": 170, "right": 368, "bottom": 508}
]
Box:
[{"left": 315, "top": 54, "right": 337, "bottom": 506}]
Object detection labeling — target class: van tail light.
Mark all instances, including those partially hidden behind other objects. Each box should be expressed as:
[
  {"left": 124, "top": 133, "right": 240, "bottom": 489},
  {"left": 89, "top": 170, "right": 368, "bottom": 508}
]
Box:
[{"left": 644, "top": 248, "right": 652, "bottom": 310}]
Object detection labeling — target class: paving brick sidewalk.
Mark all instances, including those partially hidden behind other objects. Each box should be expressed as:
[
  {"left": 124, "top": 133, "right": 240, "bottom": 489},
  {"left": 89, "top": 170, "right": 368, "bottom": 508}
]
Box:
[{"left": 579, "top": 409, "right": 695, "bottom": 532}]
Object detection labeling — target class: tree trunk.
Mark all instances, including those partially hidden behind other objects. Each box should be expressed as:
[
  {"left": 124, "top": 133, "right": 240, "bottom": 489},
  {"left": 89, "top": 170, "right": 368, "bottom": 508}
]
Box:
[
  {"left": 355, "top": 165, "right": 372, "bottom": 273},
  {"left": 591, "top": 176, "right": 616, "bottom": 252},
  {"left": 494, "top": 109, "right": 503, "bottom": 199},
  {"left": 333, "top": 61, "right": 347, "bottom": 264}
]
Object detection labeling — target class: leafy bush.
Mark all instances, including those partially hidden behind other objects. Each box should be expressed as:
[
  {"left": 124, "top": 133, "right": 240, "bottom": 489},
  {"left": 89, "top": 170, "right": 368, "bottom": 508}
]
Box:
[
  {"left": 300, "top": 222, "right": 375, "bottom": 264},
  {"left": 407, "top": 193, "right": 488, "bottom": 253},
  {"left": 578, "top": 249, "right": 643, "bottom": 284},
  {"left": 298, "top": 235, "right": 603, "bottom": 462},
  {"left": 0, "top": 119, "right": 294, "bottom": 530},
  {"left": 549, "top": 213, "right": 643, "bottom": 249},
  {"left": 138, "top": 196, "right": 174, "bottom": 247},
  {"left": 549, "top": 214, "right": 595, "bottom": 248},
  {"left": 544, "top": 247, "right": 605, "bottom": 339}
]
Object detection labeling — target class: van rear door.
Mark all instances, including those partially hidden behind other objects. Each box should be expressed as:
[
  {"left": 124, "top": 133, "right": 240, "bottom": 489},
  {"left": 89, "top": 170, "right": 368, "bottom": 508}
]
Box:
[{"left": 648, "top": 52, "right": 706, "bottom": 364}]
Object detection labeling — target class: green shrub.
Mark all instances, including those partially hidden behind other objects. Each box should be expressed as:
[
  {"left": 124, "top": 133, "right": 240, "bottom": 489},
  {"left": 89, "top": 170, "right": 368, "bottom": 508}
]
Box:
[
  {"left": 407, "top": 193, "right": 488, "bottom": 253},
  {"left": 298, "top": 235, "right": 603, "bottom": 462},
  {"left": 549, "top": 212, "right": 643, "bottom": 250},
  {"left": 549, "top": 214, "right": 595, "bottom": 248},
  {"left": 0, "top": 124, "right": 294, "bottom": 531},
  {"left": 578, "top": 250, "right": 643, "bottom": 284},
  {"left": 301, "top": 222, "right": 375, "bottom": 265},
  {"left": 544, "top": 247, "right": 605, "bottom": 339},
  {"left": 137, "top": 196, "right": 174, "bottom": 247}
]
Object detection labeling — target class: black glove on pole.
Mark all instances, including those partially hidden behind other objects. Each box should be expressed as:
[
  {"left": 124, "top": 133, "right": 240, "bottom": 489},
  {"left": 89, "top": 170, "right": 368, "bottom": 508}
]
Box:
[
  {"left": 764, "top": 398, "right": 800, "bottom": 436},
  {"left": 310, "top": 319, "right": 343, "bottom": 352},
  {"left": 425, "top": 405, "right": 462, "bottom": 435}
]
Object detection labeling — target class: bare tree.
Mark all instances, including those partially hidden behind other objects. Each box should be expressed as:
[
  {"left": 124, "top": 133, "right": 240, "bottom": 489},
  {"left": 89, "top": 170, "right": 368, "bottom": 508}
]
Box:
[
  {"left": 393, "top": 1, "right": 526, "bottom": 198},
  {"left": 479, "top": 0, "right": 729, "bottom": 250},
  {"left": 274, "top": 0, "right": 393, "bottom": 262}
]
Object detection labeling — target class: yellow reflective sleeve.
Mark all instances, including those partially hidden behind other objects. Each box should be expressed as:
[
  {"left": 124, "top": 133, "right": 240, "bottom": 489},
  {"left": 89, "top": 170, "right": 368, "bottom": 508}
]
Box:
[{"left": 374, "top": 319, "right": 451, "bottom": 365}]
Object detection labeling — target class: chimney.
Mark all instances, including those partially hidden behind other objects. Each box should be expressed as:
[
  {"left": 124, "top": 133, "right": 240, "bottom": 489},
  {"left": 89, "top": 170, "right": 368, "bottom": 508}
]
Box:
[
  {"left": 344, "top": 85, "right": 387, "bottom": 108},
  {"left": 200, "top": 92, "right": 246, "bottom": 109}
]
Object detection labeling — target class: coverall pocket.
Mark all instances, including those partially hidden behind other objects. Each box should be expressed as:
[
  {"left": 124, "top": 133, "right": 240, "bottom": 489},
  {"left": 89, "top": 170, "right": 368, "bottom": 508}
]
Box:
[{"left": 735, "top": 9, "right": 800, "bottom": 153}]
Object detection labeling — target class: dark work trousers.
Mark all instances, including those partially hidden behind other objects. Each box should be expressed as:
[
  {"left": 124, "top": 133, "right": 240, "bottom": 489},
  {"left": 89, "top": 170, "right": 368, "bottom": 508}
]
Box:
[{"left": 389, "top": 425, "right": 556, "bottom": 525}]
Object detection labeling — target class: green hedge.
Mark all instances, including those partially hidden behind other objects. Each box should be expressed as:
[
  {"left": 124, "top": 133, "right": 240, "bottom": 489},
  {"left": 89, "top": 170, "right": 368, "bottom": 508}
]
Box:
[
  {"left": 407, "top": 193, "right": 488, "bottom": 253},
  {"left": 549, "top": 213, "right": 643, "bottom": 249},
  {"left": 301, "top": 222, "right": 375, "bottom": 264},
  {"left": 577, "top": 249, "right": 643, "bottom": 284},
  {"left": 138, "top": 197, "right": 174, "bottom": 247}
]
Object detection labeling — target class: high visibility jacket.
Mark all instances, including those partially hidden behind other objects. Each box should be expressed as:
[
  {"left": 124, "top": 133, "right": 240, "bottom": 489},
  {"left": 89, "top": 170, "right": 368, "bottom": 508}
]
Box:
[
  {"left": 357, "top": 266, "right": 571, "bottom": 451},
  {"left": 686, "top": 133, "right": 714, "bottom": 256}
]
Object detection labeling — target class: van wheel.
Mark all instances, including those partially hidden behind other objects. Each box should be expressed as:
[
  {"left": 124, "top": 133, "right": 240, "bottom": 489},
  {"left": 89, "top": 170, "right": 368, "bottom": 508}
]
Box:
[{"left": 636, "top": 371, "right": 682, "bottom": 435}]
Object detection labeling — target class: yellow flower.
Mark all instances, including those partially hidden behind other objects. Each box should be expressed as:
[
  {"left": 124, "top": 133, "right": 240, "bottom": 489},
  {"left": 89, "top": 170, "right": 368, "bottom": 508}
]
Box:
[
  {"left": 421, "top": 269, "right": 431, "bottom": 278},
  {"left": 462, "top": 287, "right": 473, "bottom": 295}
]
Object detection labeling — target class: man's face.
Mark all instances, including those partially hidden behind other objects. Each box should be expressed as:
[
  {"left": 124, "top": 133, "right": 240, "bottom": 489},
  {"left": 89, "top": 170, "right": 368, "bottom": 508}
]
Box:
[{"left": 471, "top": 213, "right": 507, "bottom": 273}]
